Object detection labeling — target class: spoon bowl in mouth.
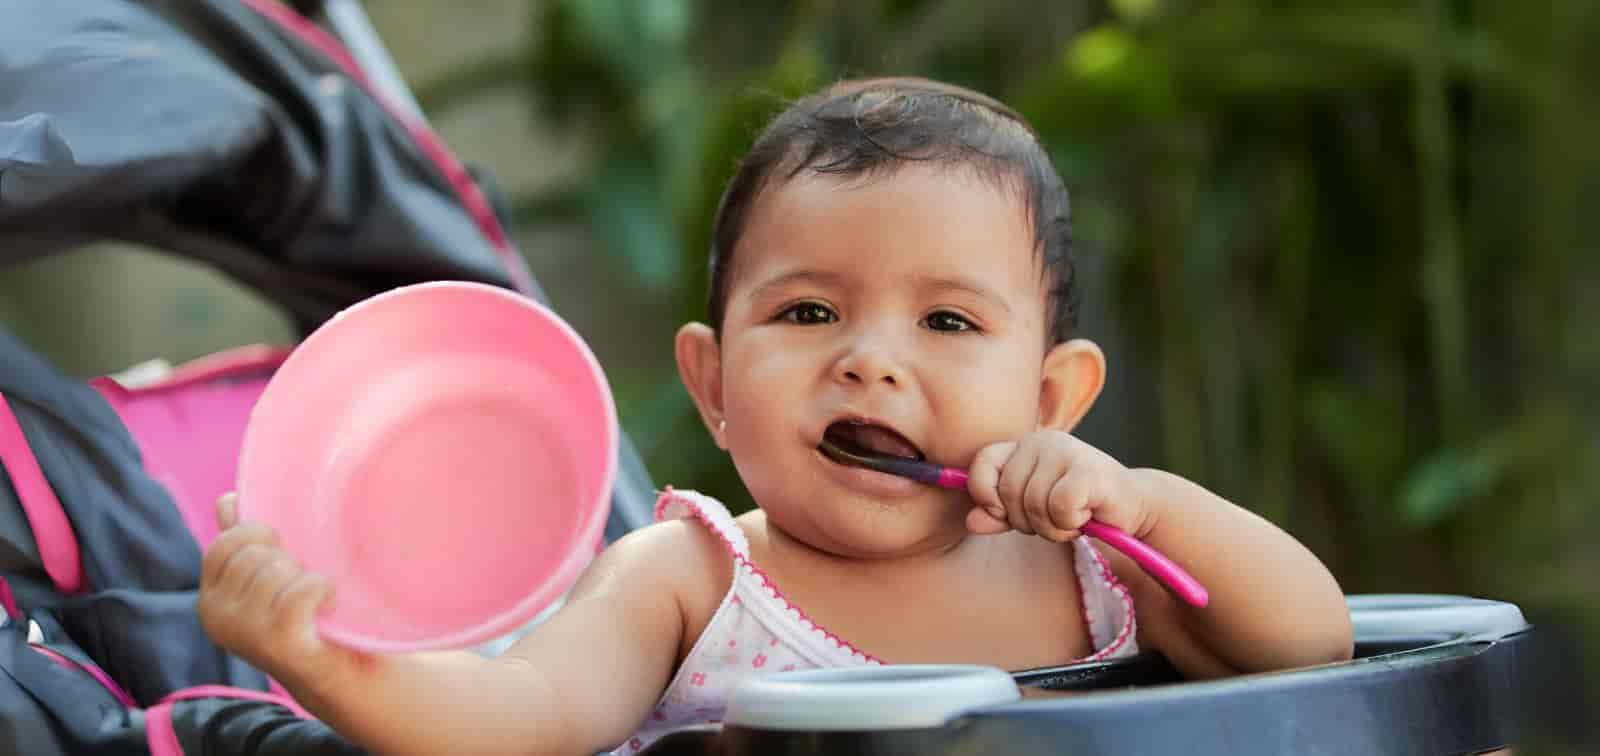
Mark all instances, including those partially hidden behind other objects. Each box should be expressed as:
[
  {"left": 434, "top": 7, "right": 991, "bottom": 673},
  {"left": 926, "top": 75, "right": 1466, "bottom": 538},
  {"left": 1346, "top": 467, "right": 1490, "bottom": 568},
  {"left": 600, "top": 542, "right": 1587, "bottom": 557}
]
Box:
[{"left": 818, "top": 435, "right": 967, "bottom": 489}]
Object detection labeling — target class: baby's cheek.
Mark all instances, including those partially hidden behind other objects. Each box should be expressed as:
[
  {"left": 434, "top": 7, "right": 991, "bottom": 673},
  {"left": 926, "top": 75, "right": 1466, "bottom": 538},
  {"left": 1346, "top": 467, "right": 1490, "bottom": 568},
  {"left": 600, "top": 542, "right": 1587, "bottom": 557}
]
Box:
[
  {"left": 949, "top": 381, "right": 1039, "bottom": 447},
  {"left": 952, "top": 343, "right": 1039, "bottom": 410}
]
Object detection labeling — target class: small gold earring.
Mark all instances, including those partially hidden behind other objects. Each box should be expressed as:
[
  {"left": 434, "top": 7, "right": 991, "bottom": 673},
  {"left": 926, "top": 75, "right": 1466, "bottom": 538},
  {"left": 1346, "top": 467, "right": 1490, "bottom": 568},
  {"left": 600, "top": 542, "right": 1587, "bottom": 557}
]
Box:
[{"left": 718, "top": 419, "right": 727, "bottom": 433}]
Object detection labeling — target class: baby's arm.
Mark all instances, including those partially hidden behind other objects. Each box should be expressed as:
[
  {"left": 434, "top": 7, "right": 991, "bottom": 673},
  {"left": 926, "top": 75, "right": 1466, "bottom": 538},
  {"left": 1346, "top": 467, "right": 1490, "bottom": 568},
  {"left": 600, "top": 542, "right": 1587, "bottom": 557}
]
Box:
[
  {"left": 200, "top": 496, "right": 720, "bottom": 756},
  {"left": 1108, "top": 470, "right": 1353, "bottom": 677},
  {"left": 966, "top": 433, "right": 1352, "bottom": 679}
]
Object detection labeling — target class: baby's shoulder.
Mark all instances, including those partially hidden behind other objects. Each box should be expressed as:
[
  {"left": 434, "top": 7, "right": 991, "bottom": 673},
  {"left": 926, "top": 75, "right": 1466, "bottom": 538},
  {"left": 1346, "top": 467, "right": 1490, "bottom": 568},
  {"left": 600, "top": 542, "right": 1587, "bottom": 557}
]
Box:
[{"left": 591, "top": 514, "right": 737, "bottom": 626}]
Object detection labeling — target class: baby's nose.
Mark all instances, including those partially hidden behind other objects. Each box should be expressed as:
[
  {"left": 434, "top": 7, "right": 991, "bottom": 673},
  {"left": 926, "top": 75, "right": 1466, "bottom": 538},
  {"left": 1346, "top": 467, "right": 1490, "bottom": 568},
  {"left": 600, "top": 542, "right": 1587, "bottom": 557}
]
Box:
[{"left": 833, "top": 344, "right": 906, "bottom": 387}]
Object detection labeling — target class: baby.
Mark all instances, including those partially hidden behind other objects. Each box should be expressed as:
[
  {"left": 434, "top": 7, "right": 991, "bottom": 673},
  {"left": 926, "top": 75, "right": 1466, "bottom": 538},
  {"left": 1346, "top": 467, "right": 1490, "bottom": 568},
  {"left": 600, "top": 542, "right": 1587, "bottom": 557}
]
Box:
[{"left": 198, "top": 77, "right": 1353, "bottom": 756}]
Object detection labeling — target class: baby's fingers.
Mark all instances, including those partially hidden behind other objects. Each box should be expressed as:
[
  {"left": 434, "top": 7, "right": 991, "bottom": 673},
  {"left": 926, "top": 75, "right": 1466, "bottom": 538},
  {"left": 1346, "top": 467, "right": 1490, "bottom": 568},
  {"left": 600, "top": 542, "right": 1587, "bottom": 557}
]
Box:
[
  {"left": 965, "top": 442, "right": 1016, "bottom": 521},
  {"left": 198, "top": 541, "right": 288, "bottom": 650},
  {"left": 214, "top": 543, "right": 291, "bottom": 609},
  {"left": 216, "top": 492, "right": 240, "bottom": 531},
  {"left": 1022, "top": 452, "right": 1071, "bottom": 540},
  {"left": 965, "top": 507, "right": 1011, "bottom": 535},
  {"left": 1040, "top": 476, "right": 1091, "bottom": 543},
  {"left": 996, "top": 442, "right": 1043, "bottom": 535},
  {"left": 275, "top": 572, "right": 335, "bottom": 643},
  {"left": 201, "top": 521, "right": 279, "bottom": 592}
]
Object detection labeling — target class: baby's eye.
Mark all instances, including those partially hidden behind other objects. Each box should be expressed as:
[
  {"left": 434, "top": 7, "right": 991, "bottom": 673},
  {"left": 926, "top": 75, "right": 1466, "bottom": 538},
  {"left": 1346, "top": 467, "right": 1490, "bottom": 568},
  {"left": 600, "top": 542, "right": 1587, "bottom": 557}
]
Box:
[
  {"left": 779, "top": 302, "right": 838, "bottom": 325},
  {"left": 923, "top": 311, "right": 977, "bottom": 333}
]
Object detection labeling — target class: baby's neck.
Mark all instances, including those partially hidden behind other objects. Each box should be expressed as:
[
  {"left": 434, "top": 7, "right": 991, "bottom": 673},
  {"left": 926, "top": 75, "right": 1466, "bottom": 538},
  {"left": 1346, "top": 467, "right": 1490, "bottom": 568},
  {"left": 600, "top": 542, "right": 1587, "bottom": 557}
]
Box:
[{"left": 744, "top": 510, "right": 998, "bottom": 590}]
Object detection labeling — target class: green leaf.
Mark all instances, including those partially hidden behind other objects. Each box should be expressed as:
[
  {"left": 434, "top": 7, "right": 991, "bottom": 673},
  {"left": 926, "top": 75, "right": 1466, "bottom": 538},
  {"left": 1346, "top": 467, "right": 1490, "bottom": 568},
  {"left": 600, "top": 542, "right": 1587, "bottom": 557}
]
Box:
[
  {"left": 1111, "top": 0, "right": 1164, "bottom": 25},
  {"left": 1399, "top": 442, "right": 1510, "bottom": 528},
  {"left": 1066, "top": 26, "right": 1136, "bottom": 80},
  {"left": 586, "top": 151, "right": 680, "bottom": 290},
  {"left": 1303, "top": 384, "right": 1407, "bottom": 509}
]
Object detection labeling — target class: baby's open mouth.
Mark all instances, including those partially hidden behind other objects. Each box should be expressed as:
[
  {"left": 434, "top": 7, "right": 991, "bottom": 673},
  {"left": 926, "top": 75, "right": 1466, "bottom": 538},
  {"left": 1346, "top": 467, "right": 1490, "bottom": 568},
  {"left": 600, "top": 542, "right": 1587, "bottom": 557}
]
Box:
[{"left": 821, "top": 421, "right": 924, "bottom": 462}]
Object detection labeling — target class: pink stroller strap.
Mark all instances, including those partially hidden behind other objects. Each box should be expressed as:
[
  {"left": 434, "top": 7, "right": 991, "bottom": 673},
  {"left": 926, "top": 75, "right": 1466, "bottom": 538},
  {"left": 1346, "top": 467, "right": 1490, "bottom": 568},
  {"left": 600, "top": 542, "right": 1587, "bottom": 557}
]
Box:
[
  {"left": 0, "top": 393, "right": 84, "bottom": 594},
  {"left": 145, "top": 684, "right": 313, "bottom": 756}
]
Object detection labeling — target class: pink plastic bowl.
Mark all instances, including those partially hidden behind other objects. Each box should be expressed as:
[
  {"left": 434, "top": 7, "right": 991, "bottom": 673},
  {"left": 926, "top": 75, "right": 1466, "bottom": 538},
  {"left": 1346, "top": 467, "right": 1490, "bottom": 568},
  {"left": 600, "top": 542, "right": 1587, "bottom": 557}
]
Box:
[{"left": 236, "top": 281, "right": 617, "bottom": 652}]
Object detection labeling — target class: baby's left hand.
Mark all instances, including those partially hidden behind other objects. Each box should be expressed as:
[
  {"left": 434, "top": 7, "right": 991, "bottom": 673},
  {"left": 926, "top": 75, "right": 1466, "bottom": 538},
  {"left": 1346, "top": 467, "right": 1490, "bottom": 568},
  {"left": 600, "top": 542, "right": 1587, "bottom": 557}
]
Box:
[{"left": 965, "top": 430, "right": 1150, "bottom": 541}]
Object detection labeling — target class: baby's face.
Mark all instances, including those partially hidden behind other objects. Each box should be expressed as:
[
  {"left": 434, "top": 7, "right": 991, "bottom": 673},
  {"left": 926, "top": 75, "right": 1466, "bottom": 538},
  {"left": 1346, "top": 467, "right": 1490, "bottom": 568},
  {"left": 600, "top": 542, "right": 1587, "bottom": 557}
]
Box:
[{"left": 716, "top": 163, "right": 1053, "bottom": 557}]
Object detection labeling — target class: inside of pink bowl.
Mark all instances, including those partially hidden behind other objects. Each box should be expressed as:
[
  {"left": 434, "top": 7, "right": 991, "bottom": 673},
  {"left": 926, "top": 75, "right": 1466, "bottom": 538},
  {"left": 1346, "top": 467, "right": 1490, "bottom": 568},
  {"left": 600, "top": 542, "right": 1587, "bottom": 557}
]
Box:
[{"left": 236, "top": 282, "right": 617, "bottom": 652}]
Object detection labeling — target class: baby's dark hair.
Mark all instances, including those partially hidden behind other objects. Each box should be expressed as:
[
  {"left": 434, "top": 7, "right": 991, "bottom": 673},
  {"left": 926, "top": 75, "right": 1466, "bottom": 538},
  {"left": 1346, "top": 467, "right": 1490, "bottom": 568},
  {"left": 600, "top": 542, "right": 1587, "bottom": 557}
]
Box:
[{"left": 706, "top": 77, "right": 1079, "bottom": 344}]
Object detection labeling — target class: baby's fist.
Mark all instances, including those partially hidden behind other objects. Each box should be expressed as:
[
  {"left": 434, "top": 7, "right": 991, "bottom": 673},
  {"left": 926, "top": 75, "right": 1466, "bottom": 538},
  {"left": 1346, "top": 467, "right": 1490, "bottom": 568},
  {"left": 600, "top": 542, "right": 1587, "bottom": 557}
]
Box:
[
  {"left": 198, "top": 493, "right": 338, "bottom": 686},
  {"left": 965, "top": 431, "right": 1144, "bottom": 541}
]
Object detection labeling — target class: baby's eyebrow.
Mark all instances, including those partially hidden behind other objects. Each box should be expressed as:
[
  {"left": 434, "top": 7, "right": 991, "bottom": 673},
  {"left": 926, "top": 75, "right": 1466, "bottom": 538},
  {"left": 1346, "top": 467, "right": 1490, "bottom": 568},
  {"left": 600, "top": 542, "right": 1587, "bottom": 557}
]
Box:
[
  {"left": 744, "top": 269, "right": 1012, "bottom": 314},
  {"left": 746, "top": 270, "right": 845, "bottom": 301},
  {"left": 915, "top": 274, "right": 1012, "bottom": 315}
]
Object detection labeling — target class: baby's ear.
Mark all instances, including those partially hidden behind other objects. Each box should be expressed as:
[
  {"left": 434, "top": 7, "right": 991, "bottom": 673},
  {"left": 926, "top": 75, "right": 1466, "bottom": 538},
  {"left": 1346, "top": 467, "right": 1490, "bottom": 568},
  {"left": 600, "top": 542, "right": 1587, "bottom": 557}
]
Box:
[
  {"left": 675, "top": 322, "right": 729, "bottom": 449},
  {"left": 1037, "top": 338, "right": 1105, "bottom": 432}
]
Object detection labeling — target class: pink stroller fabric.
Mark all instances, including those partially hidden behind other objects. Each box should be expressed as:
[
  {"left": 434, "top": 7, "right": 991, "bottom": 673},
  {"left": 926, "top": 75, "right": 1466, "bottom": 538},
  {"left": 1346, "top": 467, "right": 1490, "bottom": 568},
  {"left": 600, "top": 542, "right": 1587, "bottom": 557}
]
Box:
[{"left": 89, "top": 345, "right": 291, "bottom": 550}]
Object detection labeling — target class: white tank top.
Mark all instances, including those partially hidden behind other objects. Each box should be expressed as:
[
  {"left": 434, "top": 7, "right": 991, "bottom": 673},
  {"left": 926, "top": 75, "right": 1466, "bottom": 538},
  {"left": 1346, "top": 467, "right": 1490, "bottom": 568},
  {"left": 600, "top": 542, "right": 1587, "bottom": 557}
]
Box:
[{"left": 610, "top": 488, "right": 1138, "bottom": 754}]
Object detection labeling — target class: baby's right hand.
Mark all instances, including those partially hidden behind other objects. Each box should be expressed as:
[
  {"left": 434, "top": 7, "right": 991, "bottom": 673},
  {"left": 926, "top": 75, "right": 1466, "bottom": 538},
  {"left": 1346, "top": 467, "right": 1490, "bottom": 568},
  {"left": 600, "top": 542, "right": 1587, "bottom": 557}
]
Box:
[{"left": 198, "top": 493, "right": 357, "bottom": 693}]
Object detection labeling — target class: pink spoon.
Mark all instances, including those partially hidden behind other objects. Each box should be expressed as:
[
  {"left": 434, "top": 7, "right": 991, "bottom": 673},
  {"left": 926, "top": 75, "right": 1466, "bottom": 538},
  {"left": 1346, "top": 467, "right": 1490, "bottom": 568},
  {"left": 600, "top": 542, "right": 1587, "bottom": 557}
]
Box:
[{"left": 819, "top": 437, "right": 1209, "bottom": 608}]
